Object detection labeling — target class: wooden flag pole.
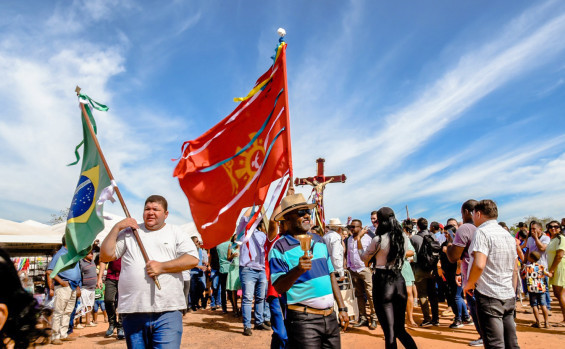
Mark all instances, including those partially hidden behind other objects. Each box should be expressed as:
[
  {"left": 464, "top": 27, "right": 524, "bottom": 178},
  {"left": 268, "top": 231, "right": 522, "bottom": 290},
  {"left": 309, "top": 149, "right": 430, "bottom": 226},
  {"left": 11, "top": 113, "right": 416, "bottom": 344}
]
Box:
[{"left": 75, "top": 86, "right": 161, "bottom": 290}]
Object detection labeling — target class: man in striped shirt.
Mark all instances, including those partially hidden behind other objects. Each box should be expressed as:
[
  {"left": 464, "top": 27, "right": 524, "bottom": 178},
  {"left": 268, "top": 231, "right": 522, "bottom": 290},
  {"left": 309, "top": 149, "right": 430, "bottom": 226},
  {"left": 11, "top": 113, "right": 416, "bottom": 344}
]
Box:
[{"left": 269, "top": 194, "right": 349, "bottom": 349}]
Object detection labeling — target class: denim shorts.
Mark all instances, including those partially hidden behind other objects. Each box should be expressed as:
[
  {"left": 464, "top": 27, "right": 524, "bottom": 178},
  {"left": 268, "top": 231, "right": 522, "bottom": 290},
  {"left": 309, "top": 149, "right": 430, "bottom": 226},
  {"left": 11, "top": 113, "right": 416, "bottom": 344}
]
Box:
[
  {"left": 93, "top": 300, "right": 105, "bottom": 312},
  {"left": 529, "top": 292, "right": 546, "bottom": 307}
]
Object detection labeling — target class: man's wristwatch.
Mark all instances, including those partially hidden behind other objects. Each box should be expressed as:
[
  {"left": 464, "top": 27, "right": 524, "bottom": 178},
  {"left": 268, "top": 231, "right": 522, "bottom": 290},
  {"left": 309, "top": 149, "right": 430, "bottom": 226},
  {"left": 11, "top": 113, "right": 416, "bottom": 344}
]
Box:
[{"left": 338, "top": 307, "right": 348, "bottom": 313}]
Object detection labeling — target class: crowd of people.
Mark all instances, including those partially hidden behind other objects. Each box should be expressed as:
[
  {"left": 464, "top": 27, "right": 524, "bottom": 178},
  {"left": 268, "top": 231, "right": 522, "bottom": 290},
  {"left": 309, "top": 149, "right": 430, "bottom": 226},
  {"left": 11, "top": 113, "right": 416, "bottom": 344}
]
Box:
[{"left": 1, "top": 195, "right": 565, "bottom": 349}]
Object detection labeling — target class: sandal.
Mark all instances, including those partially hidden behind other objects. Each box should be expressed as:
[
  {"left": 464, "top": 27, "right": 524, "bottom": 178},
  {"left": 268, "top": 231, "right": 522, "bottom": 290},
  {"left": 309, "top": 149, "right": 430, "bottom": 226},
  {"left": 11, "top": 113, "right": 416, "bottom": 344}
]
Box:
[{"left": 531, "top": 323, "right": 541, "bottom": 328}]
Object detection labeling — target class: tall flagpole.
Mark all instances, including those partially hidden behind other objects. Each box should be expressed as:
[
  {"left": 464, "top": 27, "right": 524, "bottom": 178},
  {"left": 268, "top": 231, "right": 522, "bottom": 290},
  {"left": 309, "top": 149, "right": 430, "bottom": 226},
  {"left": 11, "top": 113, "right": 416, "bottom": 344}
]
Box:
[
  {"left": 75, "top": 86, "right": 161, "bottom": 290},
  {"left": 278, "top": 28, "right": 294, "bottom": 191}
]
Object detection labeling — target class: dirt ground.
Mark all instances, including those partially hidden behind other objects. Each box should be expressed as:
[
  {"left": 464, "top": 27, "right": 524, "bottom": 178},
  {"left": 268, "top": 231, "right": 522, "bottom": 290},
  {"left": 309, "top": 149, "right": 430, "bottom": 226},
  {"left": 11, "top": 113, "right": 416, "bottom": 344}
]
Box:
[{"left": 42, "top": 299, "right": 564, "bottom": 348}]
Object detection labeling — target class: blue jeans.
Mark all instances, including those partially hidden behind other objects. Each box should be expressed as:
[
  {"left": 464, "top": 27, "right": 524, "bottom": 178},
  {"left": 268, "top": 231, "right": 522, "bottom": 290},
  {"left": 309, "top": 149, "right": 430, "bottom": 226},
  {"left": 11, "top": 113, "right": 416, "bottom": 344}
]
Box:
[
  {"left": 466, "top": 292, "right": 482, "bottom": 338},
  {"left": 239, "top": 266, "right": 267, "bottom": 329},
  {"left": 544, "top": 276, "right": 551, "bottom": 310},
  {"left": 454, "top": 285, "right": 469, "bottom": 321},
  {"left": 210, "top": 269, "right": 221, "bottom": 308},
  {"left": 268, "top": 296, "right": 288, "bottom": 348},
  {"left": 122, "top": 311, "right": 183, "bottom": 349}
]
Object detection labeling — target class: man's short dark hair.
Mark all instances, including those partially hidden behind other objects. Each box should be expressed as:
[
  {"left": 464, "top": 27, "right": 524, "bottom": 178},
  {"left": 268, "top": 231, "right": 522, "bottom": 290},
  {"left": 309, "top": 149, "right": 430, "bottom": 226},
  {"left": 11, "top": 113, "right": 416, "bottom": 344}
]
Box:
[
  {"left": 417, "top": 217, "right": 428, "bottom": 231},
  {"left": 370, "top": 211, "right": 378, "bottom": 216},
  {"left": 474, "top": 200, "right": 498, "bottom": 219},
  {"left": 145, "top": 195, "right": 168, "bottom": 211},
  {"left": 518, "top": 222, "right": 526, "bottom": 228},
  {"left": 531, "top": 222, "right": 542, "bottom": 230},
  {"left": 461, "top": 199, "right": 478, "bottom": 213},
  {"left": 447, "top": 218, "right": 457, "bottom": 224},
  {"left": 351, "top": 219, "right": 362, "bottom": 226},
  {"left": 430, "top": 221, "right": 440, "bottom": 231}
]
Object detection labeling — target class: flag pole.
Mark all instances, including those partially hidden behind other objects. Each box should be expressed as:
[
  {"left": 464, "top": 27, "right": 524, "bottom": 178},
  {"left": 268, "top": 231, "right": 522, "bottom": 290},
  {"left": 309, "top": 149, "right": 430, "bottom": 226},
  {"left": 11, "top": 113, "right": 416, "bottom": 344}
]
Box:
[
  {"left": 75, "top": 86, "right": 161, "bottom": 290},
  {"left": 278, "top": 28, "right": 294, "bottom": 190}
]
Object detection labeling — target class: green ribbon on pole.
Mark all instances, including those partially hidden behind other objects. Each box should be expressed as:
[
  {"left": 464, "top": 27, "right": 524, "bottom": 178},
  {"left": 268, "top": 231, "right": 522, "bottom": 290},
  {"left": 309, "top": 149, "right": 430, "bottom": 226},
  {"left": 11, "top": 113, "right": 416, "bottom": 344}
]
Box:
[{"left": 67, "top": 94, "right": 107, "bottom": 166}]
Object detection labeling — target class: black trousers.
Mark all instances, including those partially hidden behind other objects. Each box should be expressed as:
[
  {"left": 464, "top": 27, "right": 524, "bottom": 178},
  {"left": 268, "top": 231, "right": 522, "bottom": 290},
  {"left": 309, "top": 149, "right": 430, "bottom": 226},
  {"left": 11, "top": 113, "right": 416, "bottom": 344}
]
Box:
[
  {"left": 372, "top": 270, "right": 418, "bottom": 349},
  {"left": 475, "top": 291, "right": 519, "bottom": 349},
  {"left": 219, "top": 272, "right": 228, "bottom": 312},
  {"left": 285, "top": 309, "right": 340, "bottom": 349},
  {"left": 104, "top": 278, "right": 122, "bottom": 329}
]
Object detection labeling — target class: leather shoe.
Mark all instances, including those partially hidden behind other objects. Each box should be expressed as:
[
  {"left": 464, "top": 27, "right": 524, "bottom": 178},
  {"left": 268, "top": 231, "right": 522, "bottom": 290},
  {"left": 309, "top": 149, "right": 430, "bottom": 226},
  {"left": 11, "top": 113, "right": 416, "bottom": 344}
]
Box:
[
  {"left": 368, "top": 320, "right": 378, "bottom": 330},
  {"left": 353, "top": 319, "right": 368, "bottom": 328},
  {"left": 254, "top": 323, "right": 271, "bottom": 330}
]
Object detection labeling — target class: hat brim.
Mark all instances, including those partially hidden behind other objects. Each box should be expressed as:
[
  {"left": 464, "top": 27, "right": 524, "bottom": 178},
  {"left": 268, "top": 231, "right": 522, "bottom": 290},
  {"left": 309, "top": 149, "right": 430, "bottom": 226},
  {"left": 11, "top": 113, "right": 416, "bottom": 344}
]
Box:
[{"left": 274, "top": 202, "right": 317, "bottom": 221}]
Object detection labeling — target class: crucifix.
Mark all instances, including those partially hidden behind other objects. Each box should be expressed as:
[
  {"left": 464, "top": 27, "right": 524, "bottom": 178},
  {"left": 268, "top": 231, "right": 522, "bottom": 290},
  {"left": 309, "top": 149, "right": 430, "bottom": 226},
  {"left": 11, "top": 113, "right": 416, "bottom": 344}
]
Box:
[{"left": 294, "top": 158, "right": 347, "bottom": 230}]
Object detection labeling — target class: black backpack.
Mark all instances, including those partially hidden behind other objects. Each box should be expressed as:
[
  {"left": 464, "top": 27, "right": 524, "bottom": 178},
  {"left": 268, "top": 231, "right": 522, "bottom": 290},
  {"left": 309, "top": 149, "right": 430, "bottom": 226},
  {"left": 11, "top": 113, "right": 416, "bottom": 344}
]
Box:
[{"left": 416, "top": 233, "right": 441, "bottom": 272}]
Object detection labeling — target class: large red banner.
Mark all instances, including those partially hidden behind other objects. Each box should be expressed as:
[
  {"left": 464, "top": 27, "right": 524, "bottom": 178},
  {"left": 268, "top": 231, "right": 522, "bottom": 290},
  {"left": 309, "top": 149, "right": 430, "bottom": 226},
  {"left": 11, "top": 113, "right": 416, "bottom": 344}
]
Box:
[{"left": 174, "top": 43, "right": 291, "bottom": 248}]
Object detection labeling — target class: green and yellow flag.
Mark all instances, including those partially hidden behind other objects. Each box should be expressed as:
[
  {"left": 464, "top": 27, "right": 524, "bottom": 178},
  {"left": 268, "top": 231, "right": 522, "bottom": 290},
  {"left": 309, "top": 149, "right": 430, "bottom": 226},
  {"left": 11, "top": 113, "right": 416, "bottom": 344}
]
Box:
[{"left": 51, "top": 96, "right": 112, "bottom": 277}]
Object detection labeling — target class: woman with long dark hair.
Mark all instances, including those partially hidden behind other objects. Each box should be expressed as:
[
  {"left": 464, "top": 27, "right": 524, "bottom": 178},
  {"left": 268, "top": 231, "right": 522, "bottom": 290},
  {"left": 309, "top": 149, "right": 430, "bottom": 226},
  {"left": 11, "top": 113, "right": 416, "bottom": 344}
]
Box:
[
  {"left": 0, "top": 248, "right": 49, "bottom": 348},
  {"left": 357, "top": 207, "right": 417, "bottom": 349}
]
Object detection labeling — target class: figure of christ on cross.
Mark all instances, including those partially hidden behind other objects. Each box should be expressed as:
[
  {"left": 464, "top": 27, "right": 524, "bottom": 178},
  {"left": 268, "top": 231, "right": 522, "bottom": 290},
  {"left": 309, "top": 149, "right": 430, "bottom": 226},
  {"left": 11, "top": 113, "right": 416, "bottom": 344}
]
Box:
[{"left": 294, "top": 158, "right": 346, "bottom": 230}]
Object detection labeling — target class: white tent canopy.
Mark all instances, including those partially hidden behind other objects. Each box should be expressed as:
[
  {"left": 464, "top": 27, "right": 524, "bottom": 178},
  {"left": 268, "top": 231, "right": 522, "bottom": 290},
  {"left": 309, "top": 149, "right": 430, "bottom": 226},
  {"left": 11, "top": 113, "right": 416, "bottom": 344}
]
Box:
[{"left": 0, "top": 213, "right": 199, "bottom": 246}]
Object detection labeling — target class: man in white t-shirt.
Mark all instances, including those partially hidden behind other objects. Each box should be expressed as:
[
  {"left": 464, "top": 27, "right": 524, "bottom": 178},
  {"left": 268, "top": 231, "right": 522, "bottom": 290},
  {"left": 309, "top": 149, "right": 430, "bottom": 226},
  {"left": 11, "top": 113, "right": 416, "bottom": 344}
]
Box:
[{"left": 100, "top": 195, "right": 199, "bottom": 347}]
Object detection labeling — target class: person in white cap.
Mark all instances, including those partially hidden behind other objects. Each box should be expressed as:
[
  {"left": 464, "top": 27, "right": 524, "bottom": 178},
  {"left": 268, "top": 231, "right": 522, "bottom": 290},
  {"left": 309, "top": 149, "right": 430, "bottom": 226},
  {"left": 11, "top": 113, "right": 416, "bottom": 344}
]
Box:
[{"left": 324, "top": 218, "right": 346, "bottom": 281}]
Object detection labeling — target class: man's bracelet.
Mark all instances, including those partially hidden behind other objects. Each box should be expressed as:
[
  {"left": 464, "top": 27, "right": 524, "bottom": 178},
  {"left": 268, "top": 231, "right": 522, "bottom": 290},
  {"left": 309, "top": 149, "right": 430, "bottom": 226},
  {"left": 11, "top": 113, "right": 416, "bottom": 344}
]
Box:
[{"left": 338, "top": 307, "right": 348, "bottom": 313}]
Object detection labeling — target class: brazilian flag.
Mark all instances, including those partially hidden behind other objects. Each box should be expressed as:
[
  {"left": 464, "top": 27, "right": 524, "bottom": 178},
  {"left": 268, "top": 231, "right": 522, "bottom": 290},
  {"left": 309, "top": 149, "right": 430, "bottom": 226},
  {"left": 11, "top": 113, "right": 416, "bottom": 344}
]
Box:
[{"left": 51, "top": 97, "right": 111, "bottom": 277}]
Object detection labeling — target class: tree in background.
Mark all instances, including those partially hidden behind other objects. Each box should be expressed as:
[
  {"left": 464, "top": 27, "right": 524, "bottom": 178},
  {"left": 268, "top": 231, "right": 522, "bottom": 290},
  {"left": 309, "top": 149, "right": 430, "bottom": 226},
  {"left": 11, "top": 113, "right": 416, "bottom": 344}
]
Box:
[{"left": 48, "top": 208, "right": 69, "bottom": 225}]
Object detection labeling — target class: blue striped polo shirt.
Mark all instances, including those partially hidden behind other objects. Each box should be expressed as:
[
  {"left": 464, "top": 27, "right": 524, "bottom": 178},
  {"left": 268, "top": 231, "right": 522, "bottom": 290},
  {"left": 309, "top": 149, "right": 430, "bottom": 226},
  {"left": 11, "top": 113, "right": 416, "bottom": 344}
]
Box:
[{"left": 269, "top": 232, "right": 334, "bottom": 305}]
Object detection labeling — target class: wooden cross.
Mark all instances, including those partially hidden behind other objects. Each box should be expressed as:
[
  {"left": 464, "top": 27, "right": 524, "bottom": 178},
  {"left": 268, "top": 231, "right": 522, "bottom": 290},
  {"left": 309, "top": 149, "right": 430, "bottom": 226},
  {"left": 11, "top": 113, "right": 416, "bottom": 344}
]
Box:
[
  {"left": 294, "top": 158, "right": 346, "bottom": 229},
  {"left": 294, "top": 158, "right": 347, "bottom": 186}
]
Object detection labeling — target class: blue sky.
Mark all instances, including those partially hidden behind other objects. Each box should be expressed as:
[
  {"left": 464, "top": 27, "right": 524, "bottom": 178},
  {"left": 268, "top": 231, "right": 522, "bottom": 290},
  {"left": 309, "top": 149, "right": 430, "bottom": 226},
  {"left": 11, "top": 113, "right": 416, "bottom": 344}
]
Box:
[{"left": 1, "top": 0, "right": 565, "bottom": 228}]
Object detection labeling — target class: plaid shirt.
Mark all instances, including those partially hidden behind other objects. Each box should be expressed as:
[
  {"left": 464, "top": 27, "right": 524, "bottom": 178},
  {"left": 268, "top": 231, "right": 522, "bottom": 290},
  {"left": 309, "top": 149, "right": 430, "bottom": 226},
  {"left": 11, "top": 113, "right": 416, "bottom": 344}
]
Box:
[{"left": 469, "top": 220, "right": 517, "bottom": 300}]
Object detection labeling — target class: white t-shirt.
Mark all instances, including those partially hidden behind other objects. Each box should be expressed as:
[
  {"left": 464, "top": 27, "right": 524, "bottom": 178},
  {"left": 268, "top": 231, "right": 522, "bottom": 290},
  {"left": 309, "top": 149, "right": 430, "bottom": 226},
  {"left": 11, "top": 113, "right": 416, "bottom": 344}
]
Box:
[
  {"left": 115, "top": 223, "right": 198, "bottom": 313},
  {"left": 526, "top": 234, "right": 551, "bottom": 268}
]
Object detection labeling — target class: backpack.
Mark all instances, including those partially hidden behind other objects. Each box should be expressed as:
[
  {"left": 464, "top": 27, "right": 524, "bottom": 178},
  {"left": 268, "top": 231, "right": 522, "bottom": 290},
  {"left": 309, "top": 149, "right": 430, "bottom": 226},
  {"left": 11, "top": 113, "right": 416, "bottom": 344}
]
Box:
[{"left": 416, "top": 233, "right": 441, "bottom": 272}]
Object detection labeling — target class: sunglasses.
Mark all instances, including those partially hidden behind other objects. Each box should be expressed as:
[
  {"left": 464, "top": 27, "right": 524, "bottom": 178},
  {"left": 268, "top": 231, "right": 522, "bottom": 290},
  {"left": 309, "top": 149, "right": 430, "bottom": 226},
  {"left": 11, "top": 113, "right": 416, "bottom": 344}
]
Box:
[
  {"left": 549, "top": 225, "right": 560, "bottom": 229},
  {"left": 347, "top": 225, "right": 361, "bottom": 229},
  {"left": 295, "top": 209, "right": 311, "bottom": 218}
]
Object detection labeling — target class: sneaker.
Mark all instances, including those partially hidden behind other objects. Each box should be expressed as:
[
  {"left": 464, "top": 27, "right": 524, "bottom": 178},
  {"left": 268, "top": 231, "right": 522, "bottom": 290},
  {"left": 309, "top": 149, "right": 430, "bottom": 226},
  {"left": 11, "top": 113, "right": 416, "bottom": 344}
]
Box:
[
  {"left": 449, "top": 320, "right": 464, "bottom": 329},
  {"left": 87, "top": 322, "right": 97, "bottom": 327},
  {"left": 254, "top": 322, "right": 271, "bottom": 330},
  {"left": 105, "top": 325, "right": 115, "bottom": 337},
  {"left": 243, "top": 327, "right": 252, "bottom": 336},
  {"left": 420, "top": 320, "right": 433, "bottom": 327},
  {"left": 51, "top": 339, "right": 63, "bottom": 345},
  {"left": 469, "top": 338, "right": 483, "bottom": 347},
  {"left": 75, "top": 324, "right": 84, "bottom": 329},
  {"left": 432, "top": 320, "right": 440, "bottom": 326},
  {"left": 462, "top": 317, "right": 474, "bottom": 326},
  {"left": 117, "top": 328, "right": 125, "bottom": 340}
]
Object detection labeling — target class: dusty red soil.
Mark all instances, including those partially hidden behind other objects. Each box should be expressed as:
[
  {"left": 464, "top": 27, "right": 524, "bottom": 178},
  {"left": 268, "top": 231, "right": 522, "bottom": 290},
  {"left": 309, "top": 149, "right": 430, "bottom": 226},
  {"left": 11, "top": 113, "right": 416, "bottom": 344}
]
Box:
[{"left": 41, "top": 300, "right": 564, "bottom": 348}]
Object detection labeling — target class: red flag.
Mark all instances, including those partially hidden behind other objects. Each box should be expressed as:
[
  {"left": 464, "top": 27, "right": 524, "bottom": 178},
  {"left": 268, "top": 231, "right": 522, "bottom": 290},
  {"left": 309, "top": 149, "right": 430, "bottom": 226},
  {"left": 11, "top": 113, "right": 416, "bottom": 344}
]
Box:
[{"left": 173, "top": 41, "right": 291, "bottom": 248}]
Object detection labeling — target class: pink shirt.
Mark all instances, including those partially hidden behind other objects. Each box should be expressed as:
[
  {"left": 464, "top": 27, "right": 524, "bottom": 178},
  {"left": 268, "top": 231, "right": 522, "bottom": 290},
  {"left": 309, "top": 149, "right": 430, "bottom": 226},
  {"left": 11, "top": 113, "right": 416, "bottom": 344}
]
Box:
[
  {"left": 452, "top": 223, "right": 476, "bottom": 287},
  {"left": 347, "top": 234, "right": 372, "bottom": 273}
]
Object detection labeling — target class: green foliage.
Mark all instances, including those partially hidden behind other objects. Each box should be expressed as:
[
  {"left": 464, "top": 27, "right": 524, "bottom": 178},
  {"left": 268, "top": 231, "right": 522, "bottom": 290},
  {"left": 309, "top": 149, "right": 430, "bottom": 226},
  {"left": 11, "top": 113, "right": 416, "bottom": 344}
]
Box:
[{"left": 49, "top": 208, "right": 69, "bottom": 225}]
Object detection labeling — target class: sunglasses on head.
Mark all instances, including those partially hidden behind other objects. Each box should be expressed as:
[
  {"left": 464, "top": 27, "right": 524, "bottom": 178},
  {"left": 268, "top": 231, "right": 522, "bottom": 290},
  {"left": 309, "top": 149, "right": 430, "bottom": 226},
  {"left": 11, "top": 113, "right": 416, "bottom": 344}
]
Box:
[{"left": 295, "top": 209, "right": 310, "bottom": 217}]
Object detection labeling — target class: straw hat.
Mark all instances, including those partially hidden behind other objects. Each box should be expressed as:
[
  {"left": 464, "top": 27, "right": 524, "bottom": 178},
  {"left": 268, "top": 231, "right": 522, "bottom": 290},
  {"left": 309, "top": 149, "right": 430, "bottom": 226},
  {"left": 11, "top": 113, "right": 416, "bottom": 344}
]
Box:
[
  {"left": 274, "top": 194, "right": 316, "bottom": 221},
  {"left": 327, "top": 218, "right": 345, "bottom": 229}
]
